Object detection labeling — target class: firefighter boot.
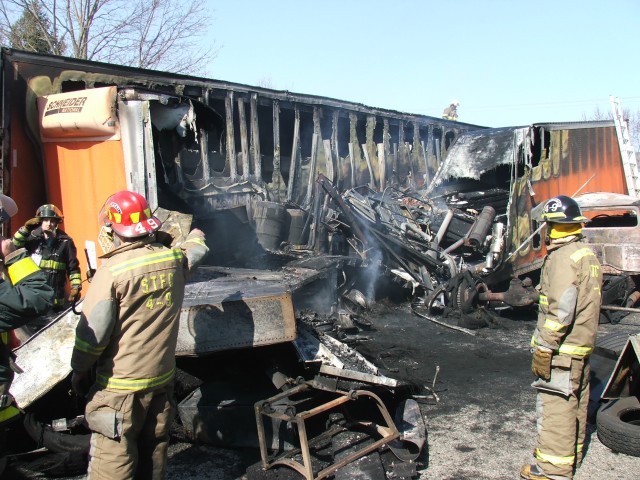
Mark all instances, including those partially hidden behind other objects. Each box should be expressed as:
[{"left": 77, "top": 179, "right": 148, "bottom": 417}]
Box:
[{"left": 520, "top": 464, "right": 552, "bottom": 479}]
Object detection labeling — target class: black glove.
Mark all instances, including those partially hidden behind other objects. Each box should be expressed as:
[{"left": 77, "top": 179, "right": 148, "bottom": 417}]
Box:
[
  {"left": 23, "top": 217, "right": 40, "bottom": 232},
  {"left": 71, "top": 370, "right": 91, "bottom": 397},
  {"left": 531, "top": 348, "right": 552, "bottom": 380}
]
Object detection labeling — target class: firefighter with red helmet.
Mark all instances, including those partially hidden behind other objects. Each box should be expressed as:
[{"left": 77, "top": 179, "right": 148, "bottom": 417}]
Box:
[
  {"left": 70, "top": 190, "right": 208, "bottom": 478},
  {"left": 521, "top": 195, "right": 602, "bottom": 480},
  {"left": 13, "top": 204, "right": 82, "bottom": 311},
  {"left": 0, "top": 194, "right": 54, "bottom": 474}
]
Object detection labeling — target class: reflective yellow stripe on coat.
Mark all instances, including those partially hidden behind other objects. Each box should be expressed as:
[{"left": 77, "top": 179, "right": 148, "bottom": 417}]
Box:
[
  {"left": 7, "top": 256, "right": 40, "bottom": 284},
  {"left": 108, "top": 249, "right": 184, "bottom": 276},
  {"left": 543, "top": 318, "right": 566, "bottom": 332},
  {"left": 96, "top": 367, "right": 175, "bottom": 391},
  {"left": 39, "top": 259, "right": 67, "bottom": 270},
  {"left": 570, "top": 248, "right": 596, "bottom": 262},
  {"left": 0, "top": 405, "right": 21, "bottom": 424},
  {"left": 74, "top": 337, "right": 107, "bottom": 357},
  {"left": 558, "top": 344, "right": 593, "bottom": 356}
]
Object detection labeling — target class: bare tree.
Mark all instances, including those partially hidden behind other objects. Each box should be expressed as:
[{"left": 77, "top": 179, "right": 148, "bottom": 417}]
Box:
[
  {"left": 0, "top": 0, "right": 217, "bottom": 74},
  {"left": 582, "top": 104, "right": 640, "bottom": 152},
  {"left": 113, "top": 0, "right": 218, "bottom": 74},
  {"left": 257, "top": 76, "right": 275, "bottom": 89}
]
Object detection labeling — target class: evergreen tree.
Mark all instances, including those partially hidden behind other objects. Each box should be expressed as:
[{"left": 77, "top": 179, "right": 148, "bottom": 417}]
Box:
[{"left": 8, "top": 2, "right": 64, "bottom": 55}]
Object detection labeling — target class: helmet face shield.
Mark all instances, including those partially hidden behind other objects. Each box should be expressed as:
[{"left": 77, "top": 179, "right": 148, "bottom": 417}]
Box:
[{"left": 0, "top": 194, "right": 18, "bottom": 223}]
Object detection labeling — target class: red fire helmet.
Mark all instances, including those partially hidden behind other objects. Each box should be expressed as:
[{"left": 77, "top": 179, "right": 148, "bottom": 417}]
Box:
[{"left": 99, "top": 190, "right": 161, "bottom": 238}]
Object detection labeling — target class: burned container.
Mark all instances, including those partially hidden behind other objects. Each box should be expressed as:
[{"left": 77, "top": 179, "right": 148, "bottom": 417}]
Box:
[
  {"left": 253, "top": 200, "right": 287, "bottom": 251},
  {"left": 467, "top": 205, "right": 496, "bottom": 249},
  {"left": 286, "top": 208, "right": 309, "bottom": 245}
]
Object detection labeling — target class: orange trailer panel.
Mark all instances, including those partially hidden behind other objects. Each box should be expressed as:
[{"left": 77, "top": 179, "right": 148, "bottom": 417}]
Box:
[
  {"left": 41, "top": 141, "right": 127, "bottom": 280},
  {"left": 38, "top": 87, "right": 126, "bottom": 282}
]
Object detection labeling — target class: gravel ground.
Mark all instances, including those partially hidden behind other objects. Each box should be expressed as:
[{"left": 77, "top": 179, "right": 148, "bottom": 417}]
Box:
[
  {"left": 6, "top": 304, "right": 640, "bottom": 479},
  {"left": 167, "top": 304, "right": 640, "bottom": 480}
]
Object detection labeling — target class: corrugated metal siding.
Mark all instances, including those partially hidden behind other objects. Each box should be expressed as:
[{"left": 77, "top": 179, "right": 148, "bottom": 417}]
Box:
[
  {"left": 532, "top": 126, "right": 626, "bottom": 200},
  {"left": 511, "top": 125, "right": 626, "bottom": 276}
]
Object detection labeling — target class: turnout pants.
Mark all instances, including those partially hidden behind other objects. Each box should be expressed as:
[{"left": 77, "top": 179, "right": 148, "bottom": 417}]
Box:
[
  {"left": 533, "top": 357, "right": 590, "bottom": 480},
  {"left": 84, "top": 384, "right": 176, "bottom": 480}
]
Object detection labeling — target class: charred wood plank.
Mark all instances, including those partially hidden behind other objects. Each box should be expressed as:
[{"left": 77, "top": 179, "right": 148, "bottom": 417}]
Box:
[
  {"left": 250, "top": 93, "right": 261, "bottom": 182},
  {"left": 272, "top": 100, "right": 283, "bottom": 198},
  {"left": 224, "top": 92, "right": 237, "bottom": 179},
  {"left": 287, "top": 107, "right": 301, "bottom": 202},
  {"left": 237, "top": 96, "right": 250, "bottom": 179}
]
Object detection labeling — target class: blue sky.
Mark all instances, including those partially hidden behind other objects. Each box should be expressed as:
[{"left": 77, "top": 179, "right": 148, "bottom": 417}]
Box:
[{"left": 204, "top": 0, "right": 639, "bottom": 128}]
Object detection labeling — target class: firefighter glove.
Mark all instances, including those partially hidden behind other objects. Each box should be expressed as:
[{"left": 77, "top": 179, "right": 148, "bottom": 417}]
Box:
[
  {"left": 68, "top": 285, "right": 81, "bottom": 304},
  {"left": 23, "top": 218, "right": 40, "bottom": 231},
  {"left": 71, "top": 370, "right": 91, "bottom": 397},
  {"left": 531, "top": 348, "right": 552, "bottom": 380}
]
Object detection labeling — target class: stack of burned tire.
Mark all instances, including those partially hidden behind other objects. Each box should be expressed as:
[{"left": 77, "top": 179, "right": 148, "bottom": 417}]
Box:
[{"left": 593, "top": 332, "right": 640, "bottom": 458}]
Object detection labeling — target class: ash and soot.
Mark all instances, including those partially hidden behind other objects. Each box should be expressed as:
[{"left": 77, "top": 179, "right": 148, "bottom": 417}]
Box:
[{"left": 169, "top": 303, "right": 638, "bottom": 480}]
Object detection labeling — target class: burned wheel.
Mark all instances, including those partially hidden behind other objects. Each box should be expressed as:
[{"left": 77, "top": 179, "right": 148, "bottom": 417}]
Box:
[
  {"left": 596, "top": 396, "right": 640, "bottom": 457},
  {"left": 423, "top": 286, "right": 448, "bottom": 315}
]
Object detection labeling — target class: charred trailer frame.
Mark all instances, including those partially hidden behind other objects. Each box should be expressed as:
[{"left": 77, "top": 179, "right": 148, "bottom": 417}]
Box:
[
  {"left": 0, "top": 47, "right": 484, "bottom": 277},
  {"left": 420, "top": 121, "right": 627, "bottom": 313}
]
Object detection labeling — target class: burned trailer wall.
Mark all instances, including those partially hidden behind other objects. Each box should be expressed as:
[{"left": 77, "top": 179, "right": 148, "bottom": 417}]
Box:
[
  {"left": 1, "top": 48, "right": 485, "bottom": 264},
  {"left": 509, "top": 122, "right": 625, "bottom": 278},
  {"left": 245, "top": 102, "right": 473, "bottom": 207},
  {"left": 424, "top": 121, "right": 626, "bottom": 296}
]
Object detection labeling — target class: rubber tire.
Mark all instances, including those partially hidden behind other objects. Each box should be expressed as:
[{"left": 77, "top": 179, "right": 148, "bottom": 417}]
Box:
[
  {"left": 596, "top": 396, "right": 640, "bottom": 457},
  {"left": 591, "top": 332, "right": 631, "bottom": 382},
  {"left": 589, "top": 332, "right": 635, "bottom": 422},
  {"left": 594, "top": 332, "right": 632, "bottom": 358}
]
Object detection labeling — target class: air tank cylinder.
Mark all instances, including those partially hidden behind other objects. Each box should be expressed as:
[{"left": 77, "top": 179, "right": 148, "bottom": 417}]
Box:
[
  {"left": 467, "top": 206, "right": 496, "bottom": 249},
  {"left": 486, "top": 222, "right": 505, "bottom": 269}
]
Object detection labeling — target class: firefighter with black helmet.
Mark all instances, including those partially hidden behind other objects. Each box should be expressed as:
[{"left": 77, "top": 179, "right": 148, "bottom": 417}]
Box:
[
  {"left": 13, "top": 204, "right": 82, "bottom": 311},
  {"left": 0, "top": 194, "right": 54, "bottom": 474},
  {"left": 70, "top": 190, "right": 208, "bottom": 478},
  {"left": 521, "top": 195, "right": 602, "bottom": 480}
]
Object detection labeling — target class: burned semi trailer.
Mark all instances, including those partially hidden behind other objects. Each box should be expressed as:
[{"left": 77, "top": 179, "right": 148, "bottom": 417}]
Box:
[
  {"left": 411, "top": 122, "right": 629, "bottom": 316},
  {"left": 0, "top": 48, "right": 479, "bottom": 475},
  {"left": 304, "top": 122, "right": 628, "bottom": 322},
  {"left": 0, "top": 47, "right": 484, "bottom": 277},
  {"left": 0, "top": 49, "right": 631, "bottom": 321}
]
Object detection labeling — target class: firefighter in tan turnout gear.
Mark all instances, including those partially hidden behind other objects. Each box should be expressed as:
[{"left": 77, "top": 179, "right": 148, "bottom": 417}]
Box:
[
  {"left": 521, "top": 196, "right": 602, "bottom": 480},
  {"left": 70, "top": 190, "right": 208, "bottom": 479}
]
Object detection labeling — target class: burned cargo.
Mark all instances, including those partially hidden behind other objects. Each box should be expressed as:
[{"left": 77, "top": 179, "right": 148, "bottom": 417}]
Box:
[{"left": 327, "top": 122, "right": 630, "bottom": 321}]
